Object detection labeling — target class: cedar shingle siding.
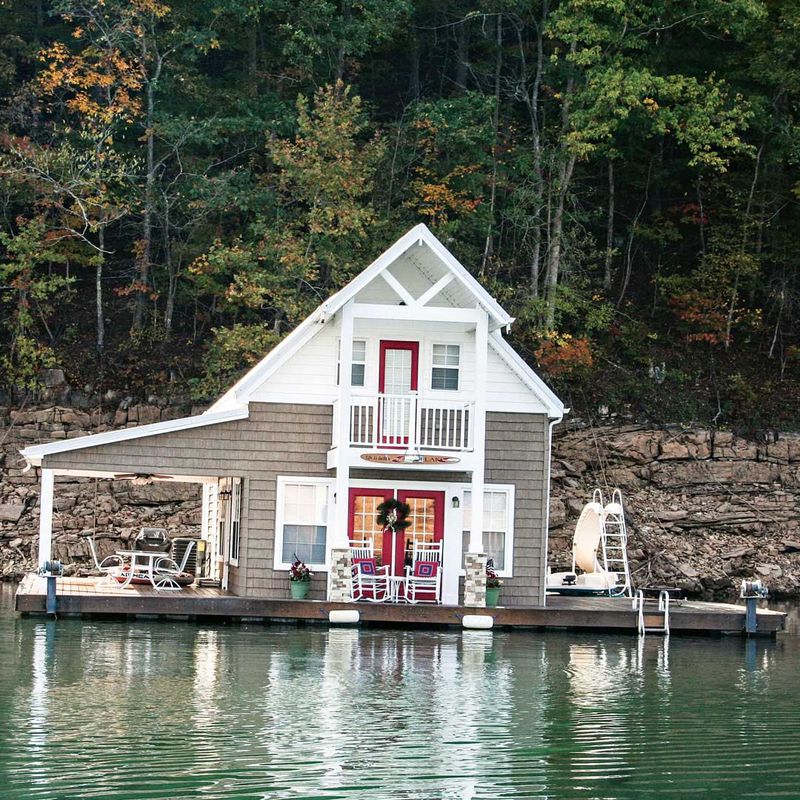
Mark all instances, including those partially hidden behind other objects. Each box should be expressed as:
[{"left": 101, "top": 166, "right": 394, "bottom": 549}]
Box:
[
  {"left": 42, "top": 403, "right": 550, "bottom": 605},
  {"left": 42, "top": 403, "right": 333, "bottom": 599}
]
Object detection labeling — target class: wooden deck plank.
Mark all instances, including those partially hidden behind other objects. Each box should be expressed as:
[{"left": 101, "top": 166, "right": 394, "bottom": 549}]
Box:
[{"left": 13, "top": 576, "right": 785, "bottom": 635}]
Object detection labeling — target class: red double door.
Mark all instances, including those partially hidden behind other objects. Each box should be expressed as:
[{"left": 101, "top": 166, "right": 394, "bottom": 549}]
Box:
[{"left": 348, "top": 488, "right": 444, "bottom": 575}]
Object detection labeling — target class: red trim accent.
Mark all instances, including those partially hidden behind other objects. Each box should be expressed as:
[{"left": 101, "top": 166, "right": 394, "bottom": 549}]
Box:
[
  {"left": 396, "top": 490, "right": 445, "bottom": 544},
  {"left": 347, "top": 488, "right": 393, "bottom": 542},
  {"left": 378, "top": 340, "right": 419, "bottom": 393}
]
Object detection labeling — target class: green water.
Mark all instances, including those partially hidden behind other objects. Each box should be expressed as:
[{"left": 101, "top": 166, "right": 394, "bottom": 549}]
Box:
[{"left": 0, "top": 585, "right": 798, "bottom": 800}]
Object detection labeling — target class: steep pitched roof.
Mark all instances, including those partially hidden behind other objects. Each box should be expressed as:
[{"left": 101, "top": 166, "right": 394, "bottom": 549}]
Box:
[{"left": 211, "top": 223, "right": 518, "bottom": 411}]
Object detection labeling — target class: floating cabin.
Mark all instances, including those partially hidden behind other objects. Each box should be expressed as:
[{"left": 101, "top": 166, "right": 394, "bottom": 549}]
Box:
[{"left": 16, "top": 224, "right": 785, "bottom": 636}]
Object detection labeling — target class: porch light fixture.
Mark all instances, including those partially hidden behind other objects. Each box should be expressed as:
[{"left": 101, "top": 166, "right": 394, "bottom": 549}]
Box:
[{"left": 452, "top": 496, "right": 460, "bottom": 509}]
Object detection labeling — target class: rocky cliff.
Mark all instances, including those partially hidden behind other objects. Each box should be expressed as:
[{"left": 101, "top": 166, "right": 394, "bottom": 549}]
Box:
[
  {"left": 2, "top": 405, "right": 799, "bottom": 598},
  {"left": 549, "top": 424, "right": 800, "bottom": 598}
]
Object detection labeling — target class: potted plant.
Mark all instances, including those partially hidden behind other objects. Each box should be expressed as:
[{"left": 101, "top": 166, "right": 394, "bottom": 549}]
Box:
[
  {"left": 485, "top": 564, "right": 502, "bottom": 607},
  {"left": 289, "top": 558, "right": 313, "bottom": 600}
]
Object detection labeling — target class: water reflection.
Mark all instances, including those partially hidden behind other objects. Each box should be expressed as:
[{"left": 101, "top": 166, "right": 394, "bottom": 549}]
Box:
[{"left": 1, "top": 584, "right": 800, "bottom": 800}]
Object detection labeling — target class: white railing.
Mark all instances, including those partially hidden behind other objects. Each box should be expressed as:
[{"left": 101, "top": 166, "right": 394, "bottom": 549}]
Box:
[{"left": 334, "top": 392, "right": 474, "bottom": 452}]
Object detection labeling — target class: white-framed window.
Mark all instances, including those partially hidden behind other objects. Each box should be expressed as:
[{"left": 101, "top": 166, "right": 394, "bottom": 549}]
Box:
[
  {"left": 337, "top": 339, "right": 367, "bottom": 387},
  {"left": 431, "top": 343, "right": 460, "bottom": 390},
  {"left": 461, "top": 486, "right": 515, "bottom": 576},
  {"left": 228, "top": 478, "right": 242, "bottom": 566},
  {"left": 273, "top": 477, "right": 334, "bottom": 570}
]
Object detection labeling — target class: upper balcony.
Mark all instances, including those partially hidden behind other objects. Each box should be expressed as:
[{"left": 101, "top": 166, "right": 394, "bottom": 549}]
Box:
[{"left": 328, "top": 392, "right": 476, "bottom": 470}]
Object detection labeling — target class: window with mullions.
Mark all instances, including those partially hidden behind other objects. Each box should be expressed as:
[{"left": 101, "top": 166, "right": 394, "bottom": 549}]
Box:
[
  {"left": 431, "top": 344, "right": 460, "bottom": 390},
  {"left": 275, "top": 479, "right": 332, "bottom": 568},
  {"left": 461, "top": 488, "right": 512, "bottom": 573},
  {"left": 337, "top": 339, "right": 367, "bottom": 387}
]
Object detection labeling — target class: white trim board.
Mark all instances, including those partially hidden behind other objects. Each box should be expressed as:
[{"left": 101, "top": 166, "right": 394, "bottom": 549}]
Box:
[{"left": 20, "top": 406, "right": 249, "bottom": 466}]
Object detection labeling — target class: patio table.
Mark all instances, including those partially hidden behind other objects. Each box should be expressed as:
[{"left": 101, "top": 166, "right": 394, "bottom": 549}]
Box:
[
  {"left": 115, "top": 550, "right": 172, "bottom": 590},
  {"left": 386, "top": 575, "right": 407, "bottom": 603}
]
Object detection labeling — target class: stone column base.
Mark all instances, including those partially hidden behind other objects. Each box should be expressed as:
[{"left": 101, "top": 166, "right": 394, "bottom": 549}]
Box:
[
  {"left": 464, "top": 552, "right": 488, "bottom": 607},
  {"left": 328, "top": 547, "right": 353, "bottom": 601}
]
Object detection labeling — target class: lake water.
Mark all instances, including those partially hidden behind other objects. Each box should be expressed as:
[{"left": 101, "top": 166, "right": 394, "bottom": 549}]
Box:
[{"left": 0, "top": 583, "right": 798, "bottom": 800}]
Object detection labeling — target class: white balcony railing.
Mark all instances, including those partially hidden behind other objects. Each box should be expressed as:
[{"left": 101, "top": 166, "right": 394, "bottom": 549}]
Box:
[{"left": 334, "top": 392, "right": 473, "bottom": 452}]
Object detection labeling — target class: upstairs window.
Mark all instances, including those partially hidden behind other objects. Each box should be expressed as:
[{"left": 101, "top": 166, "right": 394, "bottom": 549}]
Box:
[
  {"left": 337, "top": 339, "right": 367, "bottom": 387},
  {"left": 431, "top": 344, "right": 460, "bottom": 390}
]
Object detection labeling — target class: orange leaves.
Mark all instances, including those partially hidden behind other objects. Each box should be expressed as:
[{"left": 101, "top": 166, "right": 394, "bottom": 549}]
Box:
[
  {"left": 409, "top": 163, "right": 481, "bottom": 226},
  {"left": 535, "top": 333, "right": 594, "bottom": 376},
  {"left": 668, "top": 290, "right": 728, "bottom": 345}
]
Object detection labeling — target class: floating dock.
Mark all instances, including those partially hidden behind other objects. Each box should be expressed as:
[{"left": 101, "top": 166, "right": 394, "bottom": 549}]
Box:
[{"left": 15, "top": 575, "right": 786, "bottom": 636}]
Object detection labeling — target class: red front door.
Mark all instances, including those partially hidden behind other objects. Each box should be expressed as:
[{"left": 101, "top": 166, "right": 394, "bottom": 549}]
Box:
[
  {"left": 348, "top": 488, "right": 445, "bottom": 577},
  {"left": 397, "top": 490, "right": 445, "bottom": 573},
  {"left": 378, "top": 341, "right": 419, "bottom": 447}
]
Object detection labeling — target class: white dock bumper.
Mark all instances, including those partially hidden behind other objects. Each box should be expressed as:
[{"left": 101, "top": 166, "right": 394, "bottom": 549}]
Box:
[
  {"left": 329, "top": 610, "right": 360, "bottom": 624},
  {"left": 462, "top": 614, "right": 494, "bottom": 630}
]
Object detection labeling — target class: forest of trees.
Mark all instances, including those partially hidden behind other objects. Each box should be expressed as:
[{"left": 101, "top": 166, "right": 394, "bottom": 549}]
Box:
[{"left": 1, "top": 0, "right": 799, "bottom": 427}]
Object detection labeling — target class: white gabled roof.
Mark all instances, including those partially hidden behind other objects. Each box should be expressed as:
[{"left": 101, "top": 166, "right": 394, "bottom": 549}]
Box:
[
  {"left": 20, "top": 406, "right": 249, "bottom": 467},
  {"left": 489, "top": 331, "right": 564, "bottom": 420},
  {"left": 211, "top": 224, "right": 516, "bottom": 411}
]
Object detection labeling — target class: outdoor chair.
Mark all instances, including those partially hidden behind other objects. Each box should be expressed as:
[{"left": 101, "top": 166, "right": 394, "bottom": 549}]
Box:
[
  {"left": 349, "top": 539, "right": 374, "bottom": 560},
  {"left": 85, "top": 536, "right": 124, "bottom": 582},
  {"left": 151, "top": 540, "right": 197, "bottom": 591},
  {"left": 405, "top": 541, "right": 443, "bottom": 604},
  {"left": 351, "top": 557, "right": 391, "bottom": 602}
]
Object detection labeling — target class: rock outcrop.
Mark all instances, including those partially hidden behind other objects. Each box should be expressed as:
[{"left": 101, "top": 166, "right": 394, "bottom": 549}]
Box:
[
  {"left": 549, "top": 424, "right": 800, "bottom": 599},
  {"left": 2, "top": 405, "right": 799, "bottom": 598}
]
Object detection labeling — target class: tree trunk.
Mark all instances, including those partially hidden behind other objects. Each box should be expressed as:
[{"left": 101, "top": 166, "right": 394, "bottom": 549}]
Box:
[
  {"left": 544, "top": 153, "right": 576, "bottom": 329},
  {"left": 604, "top": 159, "right": 615, "bottom": 292},
  {"left": 454, "top": 17, "right": 469, "bottom": 91},
  {"left": 133, "top": 73, "right": 156, "bottom": 331},
  {"left": 515, "top": 2, "right": 548, "bottom": 295},
  {"left": 543, "top": 39, "right": 576, "bottom": 330},
  {"left": 96, "top": 223, "right": 105, "bottom": 352},
  {"left": 409, "top": 26, "right": 420, "bottom": 100},
  {"left": 481, "top": 14, "right": 503, "bottom": 274},
  {"left": 164, "top": 202, "right": 176, "bottom": 337}
]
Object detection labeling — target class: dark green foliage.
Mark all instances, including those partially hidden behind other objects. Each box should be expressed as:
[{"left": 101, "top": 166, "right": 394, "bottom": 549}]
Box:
[{"left": 0, "top": 0, "right": 798, "bottom": 427}]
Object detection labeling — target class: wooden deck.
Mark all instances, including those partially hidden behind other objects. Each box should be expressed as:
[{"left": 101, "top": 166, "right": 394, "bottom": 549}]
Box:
[{"left": 15, "top": 575, "right": 786, "bottom": 636}]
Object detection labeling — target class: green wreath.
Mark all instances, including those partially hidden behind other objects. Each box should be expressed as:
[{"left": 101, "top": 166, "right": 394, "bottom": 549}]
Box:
[{"left": 376, "top": 498, "right": 412, "bottom": 531}]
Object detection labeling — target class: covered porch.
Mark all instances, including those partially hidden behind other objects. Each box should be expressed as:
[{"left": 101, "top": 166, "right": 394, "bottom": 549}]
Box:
[{"left": 32, "top": 466, "right": 240, "bottom": 591}]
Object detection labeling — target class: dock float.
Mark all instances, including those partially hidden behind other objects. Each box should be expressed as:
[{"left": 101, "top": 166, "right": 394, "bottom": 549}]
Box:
[{"left": 14, "top": 575, "right": 786, "bottom": 636}]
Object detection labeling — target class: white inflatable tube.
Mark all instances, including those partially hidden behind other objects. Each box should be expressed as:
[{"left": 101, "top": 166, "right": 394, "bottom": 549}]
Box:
[
  {"left": 329, "top": 610, "right": 360, "bottom": 624},
  {"left": 462, "top": 614, "right": 494, "bottom": 630}
]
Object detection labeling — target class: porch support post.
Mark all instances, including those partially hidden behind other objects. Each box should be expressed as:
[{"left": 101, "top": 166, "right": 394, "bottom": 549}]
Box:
[
  {"left": 330, "top": 299, "right": 355, "bottom": 601},
  {"left": 37, "top": 468, "right": 55, "bottom": 569},
  {"left": 465, "top": 306, "right": 489, "bottom": 607}
]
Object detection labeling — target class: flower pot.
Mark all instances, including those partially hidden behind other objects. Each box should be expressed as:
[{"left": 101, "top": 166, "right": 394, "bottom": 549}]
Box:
[
  {"left": 485, "top": 586, "right": 501, "bottom": 607},
  {"left": 290, "top": 580, "right": 311, "bottom": 600}
]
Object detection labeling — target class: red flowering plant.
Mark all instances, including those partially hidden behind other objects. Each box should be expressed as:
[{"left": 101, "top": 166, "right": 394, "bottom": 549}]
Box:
[
  {"left": 486, "top": 564, "right": 502, "bottom": 589},
  {"left": 289, "top": 558, "right": 313, "bottom": 582}
]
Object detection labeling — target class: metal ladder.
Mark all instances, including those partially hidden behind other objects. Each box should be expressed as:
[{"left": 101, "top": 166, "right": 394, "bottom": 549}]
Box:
[
  {"left": 601, "top": 489, "right": 632, "bottom": 597},
  {"left": 633, "top": 589, "right": 671, "bottom": 636}
]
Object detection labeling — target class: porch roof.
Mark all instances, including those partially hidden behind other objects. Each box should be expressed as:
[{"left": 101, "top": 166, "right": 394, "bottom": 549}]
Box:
[{"left": 19, "top": 406, "right": 249, "bottom": 467}]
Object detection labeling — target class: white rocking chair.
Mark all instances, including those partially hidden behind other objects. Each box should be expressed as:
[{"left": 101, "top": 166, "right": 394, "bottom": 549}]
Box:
[
  {"left": 349, "top": 539, "right": 374, "bottom": 561},
  {"left": 405, "top": 541, "right": 443, "bottom": 604},
  {"left": 351, "top": 557, "right": 391, "bottom": 602}
]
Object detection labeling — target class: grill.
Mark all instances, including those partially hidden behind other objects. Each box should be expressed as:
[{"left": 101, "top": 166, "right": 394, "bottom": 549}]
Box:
[{"left": 134, "top": 528, "right": 171, "bottom": 552}]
